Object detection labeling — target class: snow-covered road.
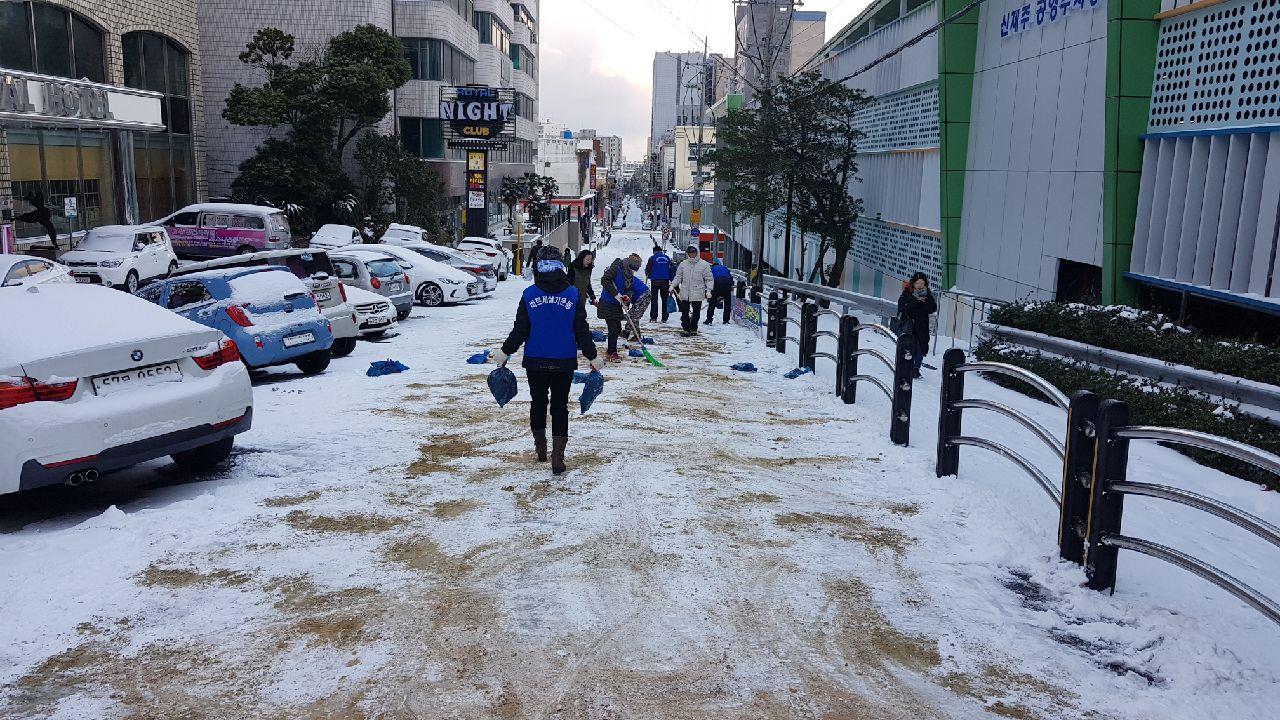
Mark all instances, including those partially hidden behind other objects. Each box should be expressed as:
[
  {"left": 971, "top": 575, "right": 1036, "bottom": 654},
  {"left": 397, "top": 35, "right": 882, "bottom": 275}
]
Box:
[{"left": 1, "top": 219, "right": 1277, "bottom": 719}]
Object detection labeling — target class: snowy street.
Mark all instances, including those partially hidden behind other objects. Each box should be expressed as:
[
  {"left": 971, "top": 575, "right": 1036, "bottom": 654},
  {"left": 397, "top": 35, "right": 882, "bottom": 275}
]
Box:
[{"left": 1, "top": 224, "right": 1277, "bottom": 719}]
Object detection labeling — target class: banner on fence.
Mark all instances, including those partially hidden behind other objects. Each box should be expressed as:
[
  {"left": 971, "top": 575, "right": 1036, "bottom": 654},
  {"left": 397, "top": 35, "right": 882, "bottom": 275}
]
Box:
[{"left": 732, "top": 297, "right": 763, "bottom": 335}]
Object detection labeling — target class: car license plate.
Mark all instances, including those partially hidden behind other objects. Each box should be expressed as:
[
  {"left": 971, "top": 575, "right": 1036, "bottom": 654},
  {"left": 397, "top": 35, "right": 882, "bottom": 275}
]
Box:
[
  {"left": 366, "top": 317, "right": 389, "bottom": 326},
  {"left": 315, "top": 290, "right": 331, "bottom": 302},
  {"left": 283, "top": 332, "right": 315, "bottom": 348},
  {"left": 74, "top": 275, "right": 90, "bottom": 283},
  {"left": 388, "top": 282, "right": 401, "bottom": 292},
  {"left": 92, "top": 362, "right": 182, "bottom": 396}
]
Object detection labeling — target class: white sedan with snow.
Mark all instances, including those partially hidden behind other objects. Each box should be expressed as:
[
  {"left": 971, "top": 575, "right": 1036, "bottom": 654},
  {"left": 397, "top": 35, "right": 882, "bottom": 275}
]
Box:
[
  {"left": 1, "top": 254, "right": 74, "bottom": 287},
  {"left": 0, "top": 283, "right": 253, "bottom": 495}
]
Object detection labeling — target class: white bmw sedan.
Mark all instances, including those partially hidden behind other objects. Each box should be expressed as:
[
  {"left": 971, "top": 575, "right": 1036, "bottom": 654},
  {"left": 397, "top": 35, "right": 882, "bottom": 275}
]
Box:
[{"left": 0, "top": 283, "right": 254, "bottom": 495}]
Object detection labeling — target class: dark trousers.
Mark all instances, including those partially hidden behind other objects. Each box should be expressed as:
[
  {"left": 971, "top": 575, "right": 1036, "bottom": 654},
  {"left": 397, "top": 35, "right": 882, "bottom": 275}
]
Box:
[
  {"left": 605, "top": 318, "right": 622, "bottom": 353},
  {"left": 678, "top": 299, "right": 703, "bottom": 333},
  {"left": 912, "top": 330, "right": 929, "bottom": 370},
  {"left": 527, "top": 370, "right": 573, "bottom": 437},
  {"left": 705, "top": 285, "right": 732, "bottom": 324},
  {"left": 649, "top": 280, "right": 671, "bottom": 321}
]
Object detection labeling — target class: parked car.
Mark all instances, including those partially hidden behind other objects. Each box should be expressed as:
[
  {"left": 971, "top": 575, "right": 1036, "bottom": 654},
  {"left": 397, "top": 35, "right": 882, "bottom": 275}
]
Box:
[
  {"left": 170, "top": 249, "right": 360, "bottom": 359},
  {"left": 58, "top": 225, "right": 178, "bottom": 293},
  {"left": 378, "top": 223, "right": 428, "bottom": 245},
  {"left": 457, "top": 236, "right": 511, "bottom": 280},
  {"left": 1, "top": 283, "right": 254, "bottom": 494},
  {"left": 394, "top": 242, "right": 497, "bottom": 294},
  {"left": 329, "top": 250, "right": 414, "bottom": 320},
  {"left": 156, "top": 203, "right": 292, "bottom": 257},
  {"left": 344, "top": 284, "right": 398, "bottom": 338},
  {"left": 140, "top": 267, "right": 334, "bottom": 375},
  {"left": 342, "top": 243, "right": 484, "bottom": 304},
  {"left": 308, "top": 224, "right": 361, "bottom": 249},
  {"left": 1, "top": 254, "right": 74, "bottom": 287}
]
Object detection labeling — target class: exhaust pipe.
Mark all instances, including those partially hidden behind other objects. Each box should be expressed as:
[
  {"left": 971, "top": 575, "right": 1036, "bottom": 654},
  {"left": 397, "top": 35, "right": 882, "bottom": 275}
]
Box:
[
  {"left": 65, "top": 472, "right": 84, "bottom": 487},
  {"left": 83, "top": 469, "right": 100, "bottom": 483}
]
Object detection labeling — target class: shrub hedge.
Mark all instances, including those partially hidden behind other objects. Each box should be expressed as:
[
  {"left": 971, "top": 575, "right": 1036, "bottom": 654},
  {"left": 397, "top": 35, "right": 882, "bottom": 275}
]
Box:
[
  {"left": 986, "top": 302, "right": 1280, "bottom": 387},
  {"left": 975, "top": 339, "right": 1280, "bottom": 491}
]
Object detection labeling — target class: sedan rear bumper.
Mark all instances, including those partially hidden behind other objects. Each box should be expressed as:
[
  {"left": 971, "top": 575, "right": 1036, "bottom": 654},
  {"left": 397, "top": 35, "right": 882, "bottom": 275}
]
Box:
[{"left": 17, "top": 408, "right": 252, "bottom": 491}]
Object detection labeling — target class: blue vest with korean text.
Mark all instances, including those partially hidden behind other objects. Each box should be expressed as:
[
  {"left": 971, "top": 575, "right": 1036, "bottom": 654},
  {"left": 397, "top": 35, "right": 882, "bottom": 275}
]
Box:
[
  {"left": 522, "top": 284, "right": 580, "bottom": 359},
  {"left": 649, "top": 252, "right": 672, "bottom": 281}
]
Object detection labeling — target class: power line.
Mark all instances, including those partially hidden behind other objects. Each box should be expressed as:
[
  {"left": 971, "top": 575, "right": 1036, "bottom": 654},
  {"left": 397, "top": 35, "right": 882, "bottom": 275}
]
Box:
[{"left": 573, "top": 0, "right": 640, "bottom": 38}]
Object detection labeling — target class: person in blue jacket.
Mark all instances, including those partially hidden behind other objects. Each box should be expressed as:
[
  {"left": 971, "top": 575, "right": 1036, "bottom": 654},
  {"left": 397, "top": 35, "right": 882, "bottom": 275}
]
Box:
[
  {"left": 645, "top": 245, "right": 673, "bottom": 322},
  {"left": 704, "top": 259, "right": 735, "bottom": 325},
  {"left": 495, "top": 247, "right": 604, "bottom": 475}
]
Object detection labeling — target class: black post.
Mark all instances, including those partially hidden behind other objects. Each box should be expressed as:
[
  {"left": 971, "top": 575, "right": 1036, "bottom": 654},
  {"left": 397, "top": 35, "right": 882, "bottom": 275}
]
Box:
[
  {"left": 799, "top": 302, "right": 817, "bottom": 371},
  {"left": 838, "top": 315, "right": 859, "bottom": 404},
  {"left": 1084, "top": 399, "right": 1131, "bottom": 593},
  {"left": 890, "top": 331, "right": 914, "bottom": 446},
  {"left": 766, "top": 291, "right": 780, "bottom": 349},
  {"left": 735, "top": 279, "right": 746, "bottom": 300},
  {"left": 749, "top": 286, "right": 762, "bottom": 305},
  {"left": 935, "top": 348, "right": 967, "bottom": 477},
  {"left": 1058, "top": 391, "right": 1100, "bottom": 565},
  {"left": 775, "top": 298, "right": 788, "bottom": 354}
]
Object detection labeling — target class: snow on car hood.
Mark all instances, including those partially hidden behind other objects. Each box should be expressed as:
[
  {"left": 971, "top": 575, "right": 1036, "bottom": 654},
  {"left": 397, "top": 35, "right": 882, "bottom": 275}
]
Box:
[{"left": 0, "top": 284, "right": 218, "bottom": 373}]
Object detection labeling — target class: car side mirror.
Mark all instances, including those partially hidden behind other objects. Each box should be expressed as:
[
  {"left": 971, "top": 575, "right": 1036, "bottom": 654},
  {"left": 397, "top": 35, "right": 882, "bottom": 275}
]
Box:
[{"left": 133, "top": 241, "right": 146, "bottom": 252}]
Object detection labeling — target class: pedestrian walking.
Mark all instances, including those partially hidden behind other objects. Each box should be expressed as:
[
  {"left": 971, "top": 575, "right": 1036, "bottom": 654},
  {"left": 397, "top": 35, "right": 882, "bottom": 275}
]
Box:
[
  {"left": 896, "top": 272, "right": 937, "bottom": 378},
  {"left": 597, "top": 252, "right": 642, "bottom": 361},
  {"left": 703, "top": 259, "right": 734, "bottom": 326},
  {"left": 494, "top": 247, "right": 604, "bottom": 475},
  {"left": 671, "top": 244, "right": 714, "bottom": 336},
  {"left": 568, "top": 249, "right": 597, "bottom": 305},
  {"left": 562, "top": 246, "right": 573, "bottom": 265},
  {"left": 645, "top": 245, "right": 673, "bottom": 322}
]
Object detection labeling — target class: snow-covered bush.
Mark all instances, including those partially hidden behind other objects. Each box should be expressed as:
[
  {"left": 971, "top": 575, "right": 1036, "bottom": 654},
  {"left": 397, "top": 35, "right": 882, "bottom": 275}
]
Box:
[{"left": 987, "top": 302, "right": 1280, "bottom": 387}]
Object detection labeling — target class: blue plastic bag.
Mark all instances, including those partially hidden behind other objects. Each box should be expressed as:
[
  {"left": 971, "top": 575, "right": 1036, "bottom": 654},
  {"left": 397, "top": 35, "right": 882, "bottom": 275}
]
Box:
[
  {"left": 666, "top": 296, "right": 678, "bottom": 315},
  {"left": 572, "top": 371, "right": 588, "bottom": 384},
  {"left": 367, "top": 359, "right": 409, "bottom": 377},
  {"left": 579, "top": 370, "right": 604, "bottom": 414},
  {"left": 783, "top": 367, "right": 812, "bottom": 379},
  {"left": 642, "top": 337, "right": 655, "bottom": 345},
  {"left": 488, "top": 366, "right": 518, "bottom": 407},
  {"left": 466, "top": 350, "right": 491, "bottom": 364},
  {"left": 730, "top": 362, "right": 757, "bottom": 372},
  {"left": 628, "top": 348, "right": 644, "bottom": 358},
  {"left": 591, "top": 330, "right": 607, "bottom": 342}
]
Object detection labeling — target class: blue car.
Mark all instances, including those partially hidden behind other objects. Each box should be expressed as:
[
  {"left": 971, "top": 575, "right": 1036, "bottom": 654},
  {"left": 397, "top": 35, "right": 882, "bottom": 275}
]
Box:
[{"left": 139, "top": 267, "right": 335, "bottom": 375}]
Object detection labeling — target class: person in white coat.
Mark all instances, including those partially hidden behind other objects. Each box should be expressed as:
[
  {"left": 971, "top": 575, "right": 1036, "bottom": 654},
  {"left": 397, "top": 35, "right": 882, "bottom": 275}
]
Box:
[{"left": 670, "top": 244, "right": 715, "bottom": 336}]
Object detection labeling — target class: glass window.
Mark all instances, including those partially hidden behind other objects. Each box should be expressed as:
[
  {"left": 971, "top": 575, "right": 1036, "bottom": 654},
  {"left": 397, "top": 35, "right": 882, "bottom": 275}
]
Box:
[
  {"left": 400, "top": 118, "right": 445, "bottom": 159},
  {"left": 33, "top": 3, "right": 72, "bottom": 79},
  {"left": 124, "top": 32, "right": 194, "bottom": 221},
  {"left": 168, "top": 212, "right": 200, "bottom": 226},
  {"left": 136, "top": 283, "right": 164, "bottom": 304},
  {"left": 167, "top": 282, "right": 211, "bottom": 310},
  {"left": 332, "top": 259, "right": 358, "bottom": 280},
  {"left": 71, "top": 15, "right": 104, "bottom": 83},
  {"left": 0, "top": 2, "right": 34, "bottom": 71}
]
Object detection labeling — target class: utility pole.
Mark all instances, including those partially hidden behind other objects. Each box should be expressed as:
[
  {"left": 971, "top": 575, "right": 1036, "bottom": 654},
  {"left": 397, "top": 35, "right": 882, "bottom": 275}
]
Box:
[{"left": 693, "top": 37, "right": 710, "bottom": 259}]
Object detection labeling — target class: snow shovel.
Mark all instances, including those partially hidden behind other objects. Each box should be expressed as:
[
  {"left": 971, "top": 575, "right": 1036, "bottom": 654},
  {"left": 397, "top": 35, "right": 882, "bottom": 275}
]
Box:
[{"left": 621, "top": 302, "right": 664, "bottom": 368}]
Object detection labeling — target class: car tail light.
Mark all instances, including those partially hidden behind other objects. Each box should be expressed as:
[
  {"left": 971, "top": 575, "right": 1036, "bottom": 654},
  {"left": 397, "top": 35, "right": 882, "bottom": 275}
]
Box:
[
  {"left": 403, "top": 272, "right": 410, "bottom": 285},
  {"left": 338, "top": 283, "right": 347, "bottom": 302},
  {"left": 463, "top": 266, "right": 485, "bottom": 274},
  {"left": 193, "top": 338, "right": 240, "bottom": 370},
  {"left": 0, "top": 376, "right": 78, "bottom": 410},
  {"left": 225, "top": 304, "right": 253, "bottom": 327},
  {"left": 370, "top": 276, "right": 381, "bottom": 289}
]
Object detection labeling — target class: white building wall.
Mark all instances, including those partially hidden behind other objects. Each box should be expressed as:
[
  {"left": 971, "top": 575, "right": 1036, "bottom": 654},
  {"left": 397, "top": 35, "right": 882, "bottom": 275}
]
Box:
[{"left": 957, "top": 0, "right": 1108, "bottom": 301}]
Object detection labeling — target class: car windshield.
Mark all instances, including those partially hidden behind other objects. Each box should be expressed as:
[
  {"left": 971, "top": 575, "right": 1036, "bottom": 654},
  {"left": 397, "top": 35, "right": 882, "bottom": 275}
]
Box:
[
  {"left": 276, "top": 252, "right": 332, "bottom": 279},
  {"left": 76, "top": 232, "right": 134, "bottom": 252},
  {"left": 366, "top": 259, "right": 402, "bottom": 277}
]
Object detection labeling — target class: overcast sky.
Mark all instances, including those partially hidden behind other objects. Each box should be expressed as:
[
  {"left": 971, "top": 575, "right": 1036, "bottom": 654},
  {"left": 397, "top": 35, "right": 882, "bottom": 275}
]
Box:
[{"left": 539, "top": 0, "right": 870, "bottom": 159}]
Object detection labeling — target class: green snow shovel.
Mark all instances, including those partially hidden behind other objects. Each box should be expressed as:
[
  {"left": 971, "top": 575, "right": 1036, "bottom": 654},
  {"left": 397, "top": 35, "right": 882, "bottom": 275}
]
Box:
[{"left": 621, "top": 302, "right": 664, "bottom": 368}]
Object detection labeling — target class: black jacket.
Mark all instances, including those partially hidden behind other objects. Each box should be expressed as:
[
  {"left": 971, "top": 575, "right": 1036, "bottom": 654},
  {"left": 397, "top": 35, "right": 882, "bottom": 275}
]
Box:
[
  {"left": 897, "top": 288, "right": 937, "bottom": 336},
  {"left": 502, "top": 272, "right": 597, "bottom": 372}
]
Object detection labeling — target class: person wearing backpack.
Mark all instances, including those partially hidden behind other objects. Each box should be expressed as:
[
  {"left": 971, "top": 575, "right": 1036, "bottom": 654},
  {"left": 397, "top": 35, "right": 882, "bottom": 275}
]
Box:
[
  {"left": 896, "top": 272, "right": 937, "bottom": 378},
  {"left": 704, "top": 259, "right": 735, "bottom": 325},
  {"left": 645, "top": 245, "right": 673, "bottom": 322},
  {"left": 494, "top": 246, "right": 604, "bottom": 475}
]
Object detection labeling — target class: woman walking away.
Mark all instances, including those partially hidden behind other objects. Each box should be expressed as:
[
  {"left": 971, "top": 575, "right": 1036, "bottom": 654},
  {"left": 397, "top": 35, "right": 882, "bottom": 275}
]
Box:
[
  {"left": 896, "top": 272, "right": 937, "bottom": 379},
  {"left": 597, "top": 252, "right": 642, "bottom": 361},
  {"left": 568, "top": 249, "right": 597, "bottom": 305},
  {"left": 494, "top": 246, "right": 604, "bottom": 475},
  {"left": 671, "top": 245, "right": 714, "bottom": 336}
]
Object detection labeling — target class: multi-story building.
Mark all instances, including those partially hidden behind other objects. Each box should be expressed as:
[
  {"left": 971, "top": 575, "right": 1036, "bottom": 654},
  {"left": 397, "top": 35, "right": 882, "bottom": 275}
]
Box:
[
  {"left": 649, "top": 51, "right": 722, "bottom": 154},
  {"left": 672, "top": 126, "right": 715, "bottom": 192},
  {"left": 199, "top": 0, "right": 538, "bottom": 222},
  {"left": 2, "top": 0, "right": 206, "bottom": 249}
]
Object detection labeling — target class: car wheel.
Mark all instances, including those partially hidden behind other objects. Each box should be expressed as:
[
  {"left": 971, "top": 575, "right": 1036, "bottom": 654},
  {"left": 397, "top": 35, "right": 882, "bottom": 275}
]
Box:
[
  {"left": 171, "top": 436, "right": 234, "bottom": 470},
  {"left": 167, "top": 260, "right": 179, "bottom": 277},
  {"left": 396, "top": 307, "right": 411, "bottom": 321},
  {"left": 236, "top": 245, "right": 256, "bottom": 255},
  {"left": 418, "top": 282, "right": 444, "bottom": 307},
  {"left": 124, "top": 271, "right": 140, "bottom": 294},
  {"left": 499, "top": 271, "right": 508, "bottom": 281},
  {"left": 295, "top": 350, "right": 331, "bottom": 375},
  {"left": 329, "top": 337, "right": 357, "bottom": 358}
]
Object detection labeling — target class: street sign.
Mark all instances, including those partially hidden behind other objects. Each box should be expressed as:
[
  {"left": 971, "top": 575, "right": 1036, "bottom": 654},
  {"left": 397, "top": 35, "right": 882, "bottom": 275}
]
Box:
[
  {"left": 690, "top": 225, "right": 700, "bottom": 237},
  {"left": 439, "top": 86, "right": 515, "bottom": 150},
  {"left": 63, "top": 196, "right": 77, "bottom": 219},
  {"left": 689, "top": 208, "right": 702, "bottom": 224}
]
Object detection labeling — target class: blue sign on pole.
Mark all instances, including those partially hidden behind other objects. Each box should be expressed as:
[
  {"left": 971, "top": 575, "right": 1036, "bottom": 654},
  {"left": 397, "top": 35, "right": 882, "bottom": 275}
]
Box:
[{"left": 690, "top": 226, "right": 700, "bottom": 237}]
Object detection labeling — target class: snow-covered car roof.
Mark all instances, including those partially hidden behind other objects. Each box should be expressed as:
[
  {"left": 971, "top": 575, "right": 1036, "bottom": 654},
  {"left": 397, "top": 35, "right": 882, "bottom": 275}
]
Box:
[
  {"left": 226, "top": 267, "right": 308, "bottom": 304},
  {"left": 0, "top": 284, "right": 210, "bottom": 370},
  {"left": 385, "top": 223, "right": 425, "bottom": 233},
  {"left": 167, "top": 202, "right": 283, "bottom": 216},
  {"left": 350, "top": 244, "right": 474, "bottom": 283},
  {"left": 84, "top": 224, "right": 167, "bottom": 237},
  {"left": 1, "top": 253, "right": 57, "bottom": 269},
  {"left": 165, "top": 265, "right": 293, "bottom": 285},
  {"left": 313, "top": 224, "right": 358, "bottom": 238}
]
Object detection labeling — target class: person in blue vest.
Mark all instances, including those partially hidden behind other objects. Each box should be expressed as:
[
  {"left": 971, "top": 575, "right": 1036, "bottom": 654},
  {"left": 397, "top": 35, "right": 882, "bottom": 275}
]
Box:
[
  {"left": 597, "top": 253, "right": 642, "bottom": 362},
  {"left": 704, "top": 259, "right": 735, "bottom": 325},
  {"left": 645, "top": 245, "right": 673, "bottom": 322},
  {"left": 495, "top": 246, "right": 604, "bottom": 475}
]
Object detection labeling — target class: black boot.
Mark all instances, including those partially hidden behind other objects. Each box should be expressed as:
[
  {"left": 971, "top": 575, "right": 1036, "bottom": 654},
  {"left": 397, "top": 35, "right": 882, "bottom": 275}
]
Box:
[
  {"left": 533, "top": 430, "right": 548, "bottom": 462},
  {"left": 551, "top": 436, "right": 568, "bottom": 475}
]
